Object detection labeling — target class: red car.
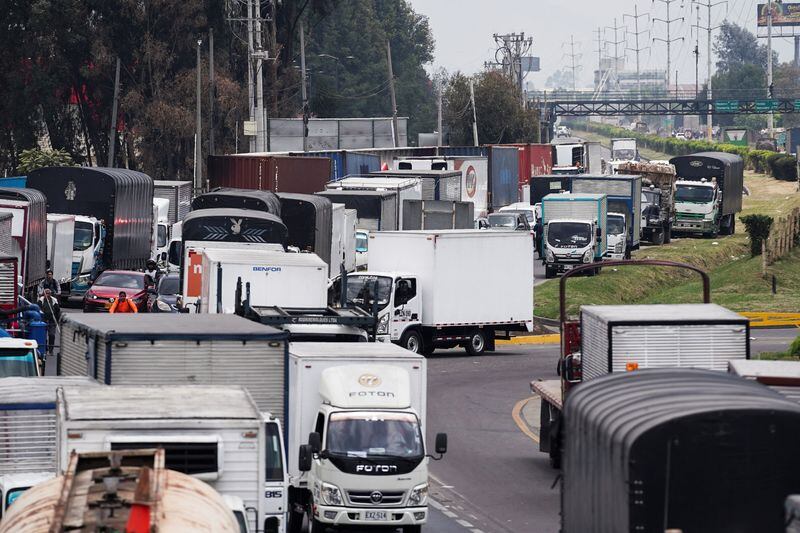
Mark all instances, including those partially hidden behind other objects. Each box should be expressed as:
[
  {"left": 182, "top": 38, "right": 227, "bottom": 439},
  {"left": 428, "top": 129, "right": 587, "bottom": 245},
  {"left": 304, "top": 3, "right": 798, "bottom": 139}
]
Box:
[{"left": 83, "top": 270, "right": 149, "bottom": 313}]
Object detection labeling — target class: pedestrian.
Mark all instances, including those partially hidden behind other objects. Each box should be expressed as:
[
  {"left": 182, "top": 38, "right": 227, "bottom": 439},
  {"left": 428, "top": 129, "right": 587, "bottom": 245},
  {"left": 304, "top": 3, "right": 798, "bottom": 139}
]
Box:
[
  {"left": 109, "top": 291, "right": 138, "bottom": 314},
  {"left": 38, "top": 269, "right": 61, "bottom": 297},
  {"left": 37, "top": 288, "right": 60, "bottom": 356},
  {"left": 144, "top": 259, "right": 161, "bottom": 288}
]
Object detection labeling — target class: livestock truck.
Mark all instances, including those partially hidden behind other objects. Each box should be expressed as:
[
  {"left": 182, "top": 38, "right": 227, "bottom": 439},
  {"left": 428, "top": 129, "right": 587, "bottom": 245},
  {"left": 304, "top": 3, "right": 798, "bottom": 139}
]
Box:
[
  {"left": 616, "top": 160, "right": 677, "bottom": 245},
  {"left": 27, "top": 167, "right": 154, "bottom": 302},
  {"left": 670, "top": 152, "right": 744, "bottom": 237},
  {"left": 340, "top": 230, "right": 534, "bottom": 355}
]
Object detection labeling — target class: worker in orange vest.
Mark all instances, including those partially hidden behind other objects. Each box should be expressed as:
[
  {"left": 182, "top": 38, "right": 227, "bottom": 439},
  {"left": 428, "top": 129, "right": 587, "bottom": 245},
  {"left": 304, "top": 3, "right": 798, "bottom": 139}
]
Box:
[{"left": 109, "top": 291, "right": 138, "bottom": 314}]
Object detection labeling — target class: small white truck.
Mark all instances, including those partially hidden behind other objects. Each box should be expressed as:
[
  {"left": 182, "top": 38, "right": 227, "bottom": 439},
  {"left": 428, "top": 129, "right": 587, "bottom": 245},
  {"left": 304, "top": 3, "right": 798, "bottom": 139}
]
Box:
[
  {"left": 605, "top": 212, "right": 627, "bottom": 260},
  {"left": 341, "top": 230, "right": 534, "bottom": 355},
  {"left": 541, "top": 193, "right": 607, "bottom": 278},
  {"left": 55, "top": 385, "right": 284, "bottom": 533},
  {"left": 287, "top": 342, "right": 446, "bottom": 533}
]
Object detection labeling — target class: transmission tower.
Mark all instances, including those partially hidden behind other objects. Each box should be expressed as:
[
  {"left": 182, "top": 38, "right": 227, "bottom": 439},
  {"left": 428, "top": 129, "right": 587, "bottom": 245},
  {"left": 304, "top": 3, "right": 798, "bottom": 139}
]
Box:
[
  {"left": 653, "top": 0, "right": 685, "bottom": 93},
  {"left": 604, "top": 18, "right": 627, "bottom": 90},
  {"left": 561, "top": 35, "right": 583, "bottom": 92},
  {"left": 624, "top": 5, "right": 650, "bottom": 100},
  {"left": 692, "top": 0, "right": 727, "bottom": 140}
]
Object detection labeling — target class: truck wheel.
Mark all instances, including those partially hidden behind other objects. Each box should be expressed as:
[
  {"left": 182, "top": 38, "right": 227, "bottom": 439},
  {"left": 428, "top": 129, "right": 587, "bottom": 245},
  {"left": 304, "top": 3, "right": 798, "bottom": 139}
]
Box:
[
  {"left": 465, "top": 330, "right": 487, "bottom": 356},
  {"left": 663, "top": 224, "right": 672, "bottom": 244},
  {"left": 400, "top": 330, "right": 423, "bottom": 354},
  {"left": 308, "top": 517, "right": 327, "bottom": 533},
  {"left": 286, "top": 509, "right": 304, "bottom": 533},
  {"left": 544, "top": 266, "right": 556, "bottom": 279},
  {"left": 652, "top": 228, "right": 665, "bottom": 245},
  {"left": 624, "top": 248, "right": 632, "bottom": 260},
  {"left": 729, "top": 217, "right": 736, "bottom": 235}
]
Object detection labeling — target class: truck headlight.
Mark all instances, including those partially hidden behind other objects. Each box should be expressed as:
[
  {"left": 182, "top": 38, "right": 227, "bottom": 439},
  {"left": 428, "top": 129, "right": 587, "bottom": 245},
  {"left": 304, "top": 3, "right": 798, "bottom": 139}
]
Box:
[
  {"left": 377, "top": 313, "right": 389, "bottom": 334},
  {"left": 545, "top": 249, "right": 555, "bottom": 263},
  {"left": 408, "top": 483, "right": 428, "bottom": 506},
  {"left": 320, "top": 482, "right": 342, "bottom": 506},
  {"left": 582, "top": 249, "right": 593, "bottom": 263}
]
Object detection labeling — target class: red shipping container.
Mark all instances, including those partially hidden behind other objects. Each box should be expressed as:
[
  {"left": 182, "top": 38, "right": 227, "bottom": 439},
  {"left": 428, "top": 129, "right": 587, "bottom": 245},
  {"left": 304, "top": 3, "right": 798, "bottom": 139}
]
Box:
[
  {"left": 207, "top": 155, "right": 332, "bottom": 194},
  {"left": 497, "top": 144, "right": 553, "bottom": 188}
]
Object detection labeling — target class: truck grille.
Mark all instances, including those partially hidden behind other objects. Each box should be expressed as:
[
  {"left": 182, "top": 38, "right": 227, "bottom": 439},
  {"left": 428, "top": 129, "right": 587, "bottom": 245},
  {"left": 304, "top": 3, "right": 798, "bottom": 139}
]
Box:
[
  {"left": 678, "top": 213, "right": 705, "bottom": 220},
  {"left": 347, "top": 490, "right": 405, "bottom": 507}
]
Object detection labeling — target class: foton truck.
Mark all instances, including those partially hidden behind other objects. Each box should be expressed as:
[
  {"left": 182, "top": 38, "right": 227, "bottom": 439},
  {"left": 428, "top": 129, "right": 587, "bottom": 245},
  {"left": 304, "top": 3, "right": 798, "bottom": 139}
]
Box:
[
  {"left": 287, "top": 342, "right": 447, "bottom": 533},
  {"left": 670, "top": 152, "right": 744, "bottom": 237},
  {"left": 339, "top": 230, "right": 534, "bottom": 355},
  {"left": 540, "top": 193, "right": 607, "bottom": 278}
]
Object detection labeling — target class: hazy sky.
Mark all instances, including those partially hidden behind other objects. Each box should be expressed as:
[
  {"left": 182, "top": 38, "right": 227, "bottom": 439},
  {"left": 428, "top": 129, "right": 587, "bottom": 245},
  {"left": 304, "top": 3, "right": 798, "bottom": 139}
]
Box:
[{"left": 407, "top": 0, "right": 796, "bottom": 88}]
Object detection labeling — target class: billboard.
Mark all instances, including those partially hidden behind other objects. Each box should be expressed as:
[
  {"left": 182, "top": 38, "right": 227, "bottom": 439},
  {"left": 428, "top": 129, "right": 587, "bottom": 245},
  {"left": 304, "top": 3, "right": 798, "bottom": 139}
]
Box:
[
  {"left": 723, "top": 128, "right": 748, "bottom": 147},
  {"left": 757, "top": 3, "right": 800, "bottom": 26}
]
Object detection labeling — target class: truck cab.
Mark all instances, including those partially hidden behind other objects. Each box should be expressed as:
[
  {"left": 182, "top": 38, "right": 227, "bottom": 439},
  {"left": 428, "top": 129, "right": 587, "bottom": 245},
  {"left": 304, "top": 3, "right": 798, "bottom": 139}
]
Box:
[
  {"left": 674, "top": 178, "right": 721, "bottom": 236},
  {"left": 543, "top": 219, "right": 601, "bottom": 278},
  {"left": 299, "top": 364, "right": 443, "bottom": 532},
  {"left": 70, "top": 215, "right": 104, "bottom": 300},
  {"left": 151, "top": 198, "right": 171, "bottom": 263},
  {"left": 605, "top": 212, "right": 627, "bottom": 260},
  {"left": 0, "top": 337, "right": 41, "bottom": 377},
  {"left": 355, "top": 230, "right": 369, "bottom": 271}
]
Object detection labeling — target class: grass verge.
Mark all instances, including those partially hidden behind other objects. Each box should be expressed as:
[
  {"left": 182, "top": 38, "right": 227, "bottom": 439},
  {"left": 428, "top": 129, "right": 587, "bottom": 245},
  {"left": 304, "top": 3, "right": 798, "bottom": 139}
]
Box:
[{"left": 534, "top": 172, "right": 800, "bottom": 319}]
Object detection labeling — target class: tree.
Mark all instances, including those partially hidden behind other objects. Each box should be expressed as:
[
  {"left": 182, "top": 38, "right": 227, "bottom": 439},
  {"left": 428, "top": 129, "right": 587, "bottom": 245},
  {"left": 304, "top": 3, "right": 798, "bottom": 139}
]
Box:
[
  {"left": 443, "top": 71, "right": 539, "bottom": 145},
  {"left": 17, "top": 149, "right": 75, "bottom": 174},
  {"left": 713, "top": 22, "right": 774, "bottom": 72},
  {"left": 545, "top": 69, "right": 575, "bottom": 90}
]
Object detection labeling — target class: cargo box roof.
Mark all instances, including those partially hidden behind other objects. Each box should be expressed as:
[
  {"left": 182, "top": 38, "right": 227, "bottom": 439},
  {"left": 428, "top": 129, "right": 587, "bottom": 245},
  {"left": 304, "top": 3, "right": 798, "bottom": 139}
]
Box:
[
  {"left": 316, "top": 189, "right": 395, "bottom": 198},
  {"left": 369, "top": 169, "right": 461, "bottom": 178},
  {"left": 0, "top": 377, "right": 98, "bottom": 406},
  {"left": 289, "top": 341, "right": 423, "bottom": 360},
  {"left": 0, "top": 187, "right": 47, "bottom": 205},
  {"left": 203, "top": 247, "right": 327, "bottom": 267},
  {"left": 183, "top": 207, "right": 284, "bottom": 224},
  {"left": 61, "top": 313, "right": 287, "bottom": 340},
  {"left": 153, "top": 180, "right": 192, "bottom": 186},
  {"left": 192, "top": 187, "right": 281, "bottom": 215},
  {"left": 581, "top": 303, "right": 747, "bottom": 323},
  {"left": 60, "top": 385, "right": 260, "bottom": 420}
]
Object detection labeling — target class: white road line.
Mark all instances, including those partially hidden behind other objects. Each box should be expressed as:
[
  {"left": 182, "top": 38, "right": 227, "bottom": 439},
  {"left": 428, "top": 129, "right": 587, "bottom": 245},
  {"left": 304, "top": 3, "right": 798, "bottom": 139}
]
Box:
[{"left": 456, "top": 519, "right": 474, "bottom": 528}]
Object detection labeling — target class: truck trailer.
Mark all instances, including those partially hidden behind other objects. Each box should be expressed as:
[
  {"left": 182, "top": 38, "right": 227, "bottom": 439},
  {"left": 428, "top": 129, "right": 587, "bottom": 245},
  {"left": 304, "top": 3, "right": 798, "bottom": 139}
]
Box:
[
  {"left": 394, "top": 158, "right": 488, "bottom": 217},
  {"left": 277, "top": 193, "right": 332, "bottom": 269},
  {"left": 315, "top": 190, "right": 400, "bottom": 231},
  {"left": 324, "top": 176, "right": 422, "bottom": 232},
  {"left": 0, "top": 188, "right": 48, "bottom": 294},
  {"left": 347, "top": 230, "right": 534, "bottom": 355},
  {"left": 56, "top": 313, "right": 289, "bottom": 419},
  {"left": 192, "top": 187, "right": 282, "bottom": 217},
  {"left": 616, "top": 160, "right": 677, "bottom": 244}
]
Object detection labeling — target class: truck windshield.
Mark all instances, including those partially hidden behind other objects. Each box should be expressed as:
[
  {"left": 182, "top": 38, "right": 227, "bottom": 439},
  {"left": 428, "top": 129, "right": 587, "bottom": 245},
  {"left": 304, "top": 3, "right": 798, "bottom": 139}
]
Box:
[
  {"left": 612, "top": 149, "right": 636, "bottom": 160},
  {"left": 676, "top": 185, "right": 714, "bottom": 203},
  {"left": 607, "top": 217, "right": 625, "bottom": 235},
  {"left": 0, "top": 350, "right": 38, "bottom": 378},
  {"left": 327, "top": 411, "right": 423, "bottom": 459},
  {"left": 344, "top": 275, "right": 392, "bottom": 310},
  {"left": 356, "top": 233, "right": 368, "bottom": 253},
  {"left": 642, "top": 190, "right": 659, "bottom": 206},
  {"left": 487, "top": 214, "right": 519, "bottom": 228},
  {"left": 547, "top": 222, "right": 592, "bottom": 248},
  {"left": 73, "top": 221, "right": 94, "bottom": 251},
  {"left": 168, "top": 241, "right": 182, "bottom": 266},
  {"left": 501, "top": 209, "right": 534, "bottom": 224}
]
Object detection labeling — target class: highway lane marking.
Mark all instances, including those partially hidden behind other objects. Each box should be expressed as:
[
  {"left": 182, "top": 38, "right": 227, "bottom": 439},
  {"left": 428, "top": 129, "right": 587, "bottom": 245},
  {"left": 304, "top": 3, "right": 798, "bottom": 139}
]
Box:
[{"left": 512, "top": 395, "right": 540, "bottom": 444}]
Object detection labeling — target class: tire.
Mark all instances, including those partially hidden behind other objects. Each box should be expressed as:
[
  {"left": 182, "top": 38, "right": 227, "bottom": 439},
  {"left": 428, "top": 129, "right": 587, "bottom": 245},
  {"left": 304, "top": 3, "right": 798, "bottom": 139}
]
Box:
[
  {"left": 729, "top": 217, "right": 736, "bottom": 235},
  {"left": 624, "top": 248, "right": 632, "bottom": 260},
  {"left": 403, "top": 526, "right": 422, "bottom": 533},
  {"left": 465, "top": 329, "right": 487, "bottom": 356},
  {"left": 651, "top": 228, "right": 665, "bottom": 245},
  {"left": 308, "top": 517, "right": 327, "bottom": 533},
  {"left": 544, "top": 266, "right": 556, "bottom": 279},
  {"left": 286, "top": 509, "right": 303, "bottom": 533},
  {"left": 663, "top": 224, "right": 672, "bottom": 244},
  {"left": 400, "top": 330, "right": 423, "bottom": 354}
]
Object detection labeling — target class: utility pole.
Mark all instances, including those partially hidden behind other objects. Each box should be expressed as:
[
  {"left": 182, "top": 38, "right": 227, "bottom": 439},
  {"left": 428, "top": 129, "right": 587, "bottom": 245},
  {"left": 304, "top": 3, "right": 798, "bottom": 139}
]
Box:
[
  {"left": 653, "top": 0, "right": 685, "bottom": 94},
  {"left": 387, "top": 40, "right": 399, "bottom": 147},
  {"left": 437, "top": 90, "right": 443, "bottom": 147},
  {"left": 208, "top": 28, "right": 215, "bottom": 156},
  {"left": 469, "top": 79, "right": 479, "bottom": 146},
  {"left": 692, "top": 0, "right": 727, "bottom": 141},
  {"left": 107, "top": 57, "right": 121, "bottom": 167},
  {"left": 300, "top": 23, "right": 309, "bottom": 152},
  {"left": 624, "top": 6, "right": 650, "bottom": 101},
  {"left": 767, "top": 0, "right": 774, "bottom": 137},
  {"left": 195, "top": 39, "right": 203, "bottom": 192},
  {"left": 246, "top": 0, "right": 255, "bottom": 152},
  {"left": 693, "top": 5, "right": 700, "bottom": 97},
  {"left": 492, "top": 32, "right": 534, "bottom": 99},
  {"left": 561, "top": 35, "right": 582, "bottom": 92},
  {"left": 604, "top": 19, "right": 626, "bottom": 90},
  {"left": 254, "top": 0, "right": 265, "bottom": 152}
]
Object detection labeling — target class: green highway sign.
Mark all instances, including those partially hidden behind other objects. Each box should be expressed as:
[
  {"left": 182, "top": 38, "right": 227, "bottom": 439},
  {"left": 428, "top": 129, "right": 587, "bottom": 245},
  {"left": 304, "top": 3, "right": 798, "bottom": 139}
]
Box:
[
  {"left": 794, "top": 100, "right": 800, "bottom": 111},
  {"left": 715, "top": 100, "right": 739, "bottom": 112},
  {"left": 755, "top": 99, "right": 779, "bottom": 112}
]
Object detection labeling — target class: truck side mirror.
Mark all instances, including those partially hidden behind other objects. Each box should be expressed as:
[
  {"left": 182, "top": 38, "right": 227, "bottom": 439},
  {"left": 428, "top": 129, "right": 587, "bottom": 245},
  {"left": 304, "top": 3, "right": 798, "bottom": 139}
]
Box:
[
  {"left": 435, "top": 433, "right": 448, "bottom": 454},
  {"left": 298, "top": 444, "right": 313, "bottom": 472},
  {"left": 596, "top": 227, "right": 602, "bottom": 238},
  {"left": 308, "top": 432, "right": 322, "bottom": 454}
]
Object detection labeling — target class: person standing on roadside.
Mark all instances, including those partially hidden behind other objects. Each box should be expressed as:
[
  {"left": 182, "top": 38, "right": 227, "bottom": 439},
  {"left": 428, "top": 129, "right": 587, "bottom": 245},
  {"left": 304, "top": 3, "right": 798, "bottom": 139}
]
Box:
[
  {"left": 37, "top": 288, "right": 61, "bottom": 356},
  {"left": 38, "top": 269, "right": 61, "bottom": 297}
]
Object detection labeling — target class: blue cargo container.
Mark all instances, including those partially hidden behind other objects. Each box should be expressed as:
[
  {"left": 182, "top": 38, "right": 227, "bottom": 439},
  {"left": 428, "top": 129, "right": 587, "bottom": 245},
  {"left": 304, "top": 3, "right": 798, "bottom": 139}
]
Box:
[
  {"left": 291, "top": 150, "right": 381, "bottom": 181},
  {"left": 436, "top": 146, "right": 487, "bottom": 157},
  {"left": 487, "top": 146, "right": 519, "bottom": 209},
  {"left": 0, "top": 176, "right": 26, "bottom": 188}
]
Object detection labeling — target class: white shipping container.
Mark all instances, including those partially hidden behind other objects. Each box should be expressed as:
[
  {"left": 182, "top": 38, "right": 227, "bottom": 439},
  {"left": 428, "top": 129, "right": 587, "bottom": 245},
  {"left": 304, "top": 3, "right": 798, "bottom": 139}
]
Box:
[
  {"left": 343, "top": 209, "right": 357, "bottom": 272},
  {"left": 326, "top": 176, "right": 422, "bottom": 230},
  {"left": 46, "top": 214, "right": 75, "bottom": 283},
  {"left": 368, "top": 230, "right": 534, "bottom": 328},
  {"left": 199, "top": 248, "right": 328, "bottom": 314},
  {"left": 286, "top": 342, "right": 426, "bottom": 481}
]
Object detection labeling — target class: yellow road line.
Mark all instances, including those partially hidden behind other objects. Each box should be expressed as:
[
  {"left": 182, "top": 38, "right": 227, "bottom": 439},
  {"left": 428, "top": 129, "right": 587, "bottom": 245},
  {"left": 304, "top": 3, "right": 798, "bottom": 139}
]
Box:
[
  {"left": 740, "top": 312, "right": 800, "bottom": 328},
  {"left": 497, "top": 333, "right": 560, "bottom": 345},
  {"left": 512, "top": 395, "right": 540, "bottom": 444}
]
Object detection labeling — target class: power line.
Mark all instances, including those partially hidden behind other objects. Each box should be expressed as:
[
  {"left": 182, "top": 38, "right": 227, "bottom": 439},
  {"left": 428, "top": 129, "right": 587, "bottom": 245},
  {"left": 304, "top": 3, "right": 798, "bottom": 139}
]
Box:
[
  {"left": 493, "top": 32, "right": 534, "bottom": 100},
  {"left": 653, "top": 0, "right": 686, "bottom": 92}
]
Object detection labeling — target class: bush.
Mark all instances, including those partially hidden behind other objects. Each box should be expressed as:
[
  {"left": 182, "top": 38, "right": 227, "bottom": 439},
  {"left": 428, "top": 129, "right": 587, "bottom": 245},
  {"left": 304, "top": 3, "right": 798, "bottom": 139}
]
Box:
[
  {"left": 17, "top": 148, "right": 75, "bottom": 174},
  {"left": 740, "top": 214, "right": 774, "bottom": 256},
  {"left": 773, "top": 155, "right": 798, "bottom": 181},
  {"left": 790, "top": 335, "right": 800, "bottom": 358}
]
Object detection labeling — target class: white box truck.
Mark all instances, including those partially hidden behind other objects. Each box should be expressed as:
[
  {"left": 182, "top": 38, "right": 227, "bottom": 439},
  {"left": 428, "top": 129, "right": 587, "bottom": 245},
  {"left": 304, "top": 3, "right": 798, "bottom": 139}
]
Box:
[
  {"left": 56, "top": 385, "right": 288, "bottom": 533},
  {"left": 324, "top": 176, "right": 422, "bottom": 232},
  {"left": 329, "top": 203, "right": 356, "bottom": 275},
  {"left": 286, "top": 342, "right": 446, "bottom": 533},
  {"left": 342, "top": 230, "right": 534, "bottom": 355},
  {"left": 540, "top": 192, "right": 607, "bottom": 278},
  {"left": 199, "top": 248, "right": 328, "bottom": 314},
  {"left": 46, "top": 214, "right": 75, "bottom": 285}
]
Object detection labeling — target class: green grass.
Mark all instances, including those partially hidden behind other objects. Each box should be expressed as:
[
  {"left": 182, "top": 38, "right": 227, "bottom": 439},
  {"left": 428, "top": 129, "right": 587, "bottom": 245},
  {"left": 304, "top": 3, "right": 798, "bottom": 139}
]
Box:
[{"left": 534, "top": 173, "right": 800, "bottom": 319}]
